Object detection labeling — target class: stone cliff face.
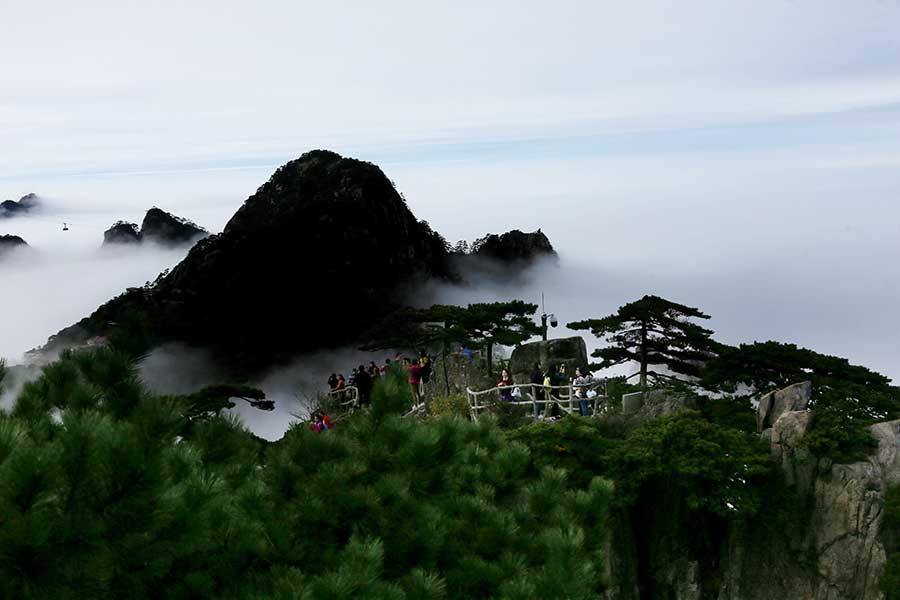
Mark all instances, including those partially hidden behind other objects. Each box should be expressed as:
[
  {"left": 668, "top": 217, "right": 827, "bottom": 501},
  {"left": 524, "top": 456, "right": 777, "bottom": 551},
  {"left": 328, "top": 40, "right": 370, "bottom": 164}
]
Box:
[
  {"left": 725, "top": 406, "right": 897, "bottom": 600},
  {"left": 53, "top": 150, "right": 455, "bottom": 370},
  {"left": 604, "top": 382, "right": 898, "bottom": 600}
]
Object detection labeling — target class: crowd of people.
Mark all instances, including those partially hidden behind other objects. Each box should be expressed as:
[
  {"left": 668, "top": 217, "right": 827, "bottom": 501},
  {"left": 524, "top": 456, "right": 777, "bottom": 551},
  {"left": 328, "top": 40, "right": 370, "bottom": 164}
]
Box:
[
  {"left": 493, "top": 362, "right": 601, "bottom": 417},
  {"left": 319, "top": 350, "right": 601, "bottom": 427},
  {"left": 326, "top": 350, "right": 433, "bottom": 409}
]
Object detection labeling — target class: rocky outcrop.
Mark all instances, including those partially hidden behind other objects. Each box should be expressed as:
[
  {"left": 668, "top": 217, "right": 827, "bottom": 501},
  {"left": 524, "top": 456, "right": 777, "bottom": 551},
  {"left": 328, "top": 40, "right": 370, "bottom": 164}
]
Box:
[
  {"left": 757, "top": 381, "right": 811, "bottom": 432},
  {"left": 0, "top": 234, "right": 28, "bottom": 258},
  {"left": 508, "top": 336, "right": 587, "bottom": 384},
  {"left": 723, "top": 413, "right": 899, "bottom": 600},
  {"left": 0, "top": 193, "right": 39, "bottom": 218},
  {"left": 103, "top": 221, "right": 141, "bottom": 245},
  {"left": 621, "top": 389, "right": 698, "bottom": 418},
  {"left": 140, "top": 207, "right": 207, "bottom": 245},
  {"left": 604, "top": 383, "right": 897, "bottom": 600},
  {"left": 102, "top": 209, "right": 207, "bottom": 247},
  {"left": 472, "top": 229, "right": 556, "bottom": 263},
  {"left": 51, "top": 150, "right": 454, "bottom": 371}
]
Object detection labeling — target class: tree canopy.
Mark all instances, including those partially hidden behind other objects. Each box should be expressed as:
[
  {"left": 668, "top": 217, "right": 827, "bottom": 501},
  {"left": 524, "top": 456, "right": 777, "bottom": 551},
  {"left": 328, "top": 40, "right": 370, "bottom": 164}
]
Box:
[
  {"left": 701, "top": 341, "right": 900, "bottom": 461},
  {"left": 0, "top": 346, "right": 613, "bottom": 599},
  {"left": 568, "top": 295, "right": 720, "bottom": 389},
  {"left": 362, "top": 300, "right": 540, "bottom": 376}
]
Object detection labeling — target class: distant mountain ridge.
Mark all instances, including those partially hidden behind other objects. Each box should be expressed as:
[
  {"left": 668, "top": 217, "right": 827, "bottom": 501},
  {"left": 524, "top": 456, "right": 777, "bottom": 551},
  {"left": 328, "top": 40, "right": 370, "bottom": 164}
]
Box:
[
  {"left": 1, "top": 193, "right": 40, "bottom": 218},
  {"left": 103, "top": 207, "right": 208, "bottom": 247}
]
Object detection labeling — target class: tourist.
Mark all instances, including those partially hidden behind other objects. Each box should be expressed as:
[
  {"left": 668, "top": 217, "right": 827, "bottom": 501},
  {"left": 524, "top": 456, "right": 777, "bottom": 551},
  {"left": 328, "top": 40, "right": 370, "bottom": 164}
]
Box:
[
  {"left": 406, "top": 358, "right": 424, "bottom": 405},
  {"left": 530, "top": 362, "right": 544, "bottom": 413},
  {"left": 310, "top": 413, "right": 324, "bottom": 432},
  {"left": 496, "top": 368, "right": 514, "bottom": 402},
  {"left": 381, "top": 358, "right": 392, "bottom": 373},
  {"left": 327, "top": 373, "right": 338, "bottom": 391},
  {"left": 418, "top": 350, "right": 432, "bottom": 384},
  {"left": 334, "top": 374, "right": 346, "bottom": 401},
  {"left": 355, "top": 364, "right": 372, "bottom": 406},
  {"left": 573, "top": 367, "right": 593, "bottom": 416}
]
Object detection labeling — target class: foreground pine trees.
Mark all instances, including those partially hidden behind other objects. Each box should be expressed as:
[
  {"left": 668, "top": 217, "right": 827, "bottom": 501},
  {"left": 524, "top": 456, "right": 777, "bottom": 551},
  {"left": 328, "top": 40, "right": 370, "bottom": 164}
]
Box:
[{"left": 0, "top": 349, "right": 612, "bottom": 599}]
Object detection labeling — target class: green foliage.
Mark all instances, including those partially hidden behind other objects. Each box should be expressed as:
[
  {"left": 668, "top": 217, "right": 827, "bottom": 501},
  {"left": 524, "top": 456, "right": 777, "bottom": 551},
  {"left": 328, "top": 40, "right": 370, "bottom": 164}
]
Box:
[
  {"left": 882, "top": 554, "right": 900, "bottom": 600},
  {"left": 697, "top": 395, "right": 757, "bottom": 434},
  {"left": 609, "top": 411, "right": 773, "bottom": 519},
  {"left": 568, "top": 295, "right": 720, "bottom": 389},
  {"left": 0, "top": 347, "right": 614, "bottom": 598},
  {"left": 362, "top": 301, "right": 540, "bottom": 376},
  {"left": 886, "top": 486, "right": 900, "bottom": 533},
  {"left": 508, "top": 415, "right": 623, "bottom": 488},
  {"left": 882, "top": 486, "right": 900, "bottom": 599},
  {"left": 703, "top": 341, "right": 900, "bottom": 462},
  {"left": 603, "top": 376, "right": 641, "bottom": 407},
  {"left": 429, "top": 394, "right": 470, "bottom": 418},
  {"left": 802, "top": 402, "right": 879, "bottom": 463},
  {"left": 482, "top": 399, "right": 531, "bottom": 430}
]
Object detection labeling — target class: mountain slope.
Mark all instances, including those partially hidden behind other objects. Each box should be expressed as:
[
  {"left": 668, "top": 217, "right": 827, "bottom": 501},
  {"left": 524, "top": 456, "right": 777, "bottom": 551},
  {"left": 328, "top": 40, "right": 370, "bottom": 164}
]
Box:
[{"left": 50, "top": 150, "right": 453, "bottom": 370}]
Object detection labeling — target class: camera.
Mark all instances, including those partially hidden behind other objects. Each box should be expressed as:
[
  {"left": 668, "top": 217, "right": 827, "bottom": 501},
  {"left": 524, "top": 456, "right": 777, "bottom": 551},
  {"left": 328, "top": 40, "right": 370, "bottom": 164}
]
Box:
[{"left": 549, "top": 315, "right": 558, "bottom": 328}]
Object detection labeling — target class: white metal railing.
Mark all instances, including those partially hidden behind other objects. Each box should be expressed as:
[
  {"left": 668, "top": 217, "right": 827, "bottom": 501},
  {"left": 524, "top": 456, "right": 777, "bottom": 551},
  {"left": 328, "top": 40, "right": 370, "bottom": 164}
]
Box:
[
  {"left": 465, "top": 381, "right": 610, "bottom": 420},
  {"left": 327, "top": 385, "right": 360, "bottom": 409}
]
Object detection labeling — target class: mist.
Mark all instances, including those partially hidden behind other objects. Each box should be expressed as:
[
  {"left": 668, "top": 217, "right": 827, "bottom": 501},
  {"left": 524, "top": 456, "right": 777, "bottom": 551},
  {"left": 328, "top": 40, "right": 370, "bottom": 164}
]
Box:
[
  {"left": 139, "top": 343, "right": 390, "bottom": 441},
  {"left": 0, "top": 191, "right": 236, "bottom": 364}
]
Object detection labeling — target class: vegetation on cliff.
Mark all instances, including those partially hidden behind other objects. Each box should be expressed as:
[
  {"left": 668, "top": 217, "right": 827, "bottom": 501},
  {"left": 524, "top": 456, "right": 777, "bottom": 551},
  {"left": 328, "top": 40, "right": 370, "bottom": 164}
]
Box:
[{"left": 0, "top": 349, "right": 613, "bottom": 599}]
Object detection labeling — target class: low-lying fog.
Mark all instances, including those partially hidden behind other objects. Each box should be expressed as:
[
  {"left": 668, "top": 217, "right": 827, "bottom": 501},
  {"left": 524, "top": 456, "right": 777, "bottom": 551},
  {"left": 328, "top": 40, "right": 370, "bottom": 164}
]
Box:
[{"left": 2, "top": 155, "right": 899, "bottom": 440}]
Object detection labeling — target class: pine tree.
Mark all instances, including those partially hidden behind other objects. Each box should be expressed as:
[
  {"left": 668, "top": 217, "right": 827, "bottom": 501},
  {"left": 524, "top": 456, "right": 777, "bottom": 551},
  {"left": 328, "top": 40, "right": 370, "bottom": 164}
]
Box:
[
  {"left": 453, "top": 300, "right": 540, "bottom": 376},
  {"left": 0, "top": 345, "right": 613, "bottom": 598},
  {"left": 568, "top": 295, "right": 719, "bottom": 390}
]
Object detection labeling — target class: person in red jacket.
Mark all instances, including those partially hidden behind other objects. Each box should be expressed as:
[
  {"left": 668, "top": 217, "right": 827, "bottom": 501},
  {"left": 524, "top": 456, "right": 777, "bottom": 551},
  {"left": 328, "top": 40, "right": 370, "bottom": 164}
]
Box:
[{"left": 406, "top": 357, "right": 423, "bottom": 405}]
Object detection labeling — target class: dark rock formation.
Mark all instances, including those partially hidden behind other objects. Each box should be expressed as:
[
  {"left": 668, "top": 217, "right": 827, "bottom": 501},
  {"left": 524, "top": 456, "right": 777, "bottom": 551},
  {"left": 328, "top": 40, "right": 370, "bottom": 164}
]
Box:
[
  {"left": 102, "top": 209, "right": 207, "bottom": 247},
  {"left": 103, "top": 221, "right": 141, "bottom": 245},
  {"left": 473, "top": 229, "right": 556, "bottom": 263},
  {"left": 52, "top": 150, "right": 454, "bottom": 371},
  {"left": 509, "top": 336, "right": 587, "bottom": 385},
  {"left": 140, "top": 208, "right": 207, "bottom": 245},
  {"left": 1, "top": 193, "right": 40, "bottom": 218},
  {"left": 449, "top": 228, "right": 558, "bottom": 284},
  {"left": 0, "top": 234, "right": 28, "bottom": 258}
]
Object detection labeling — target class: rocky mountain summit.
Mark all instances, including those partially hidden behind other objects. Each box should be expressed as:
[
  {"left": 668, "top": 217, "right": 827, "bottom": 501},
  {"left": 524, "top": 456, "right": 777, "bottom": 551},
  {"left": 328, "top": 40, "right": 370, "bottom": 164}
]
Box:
[
  {"left": 103, "top": 208, "right": 207, "bottom": 247},
  {"left": 51, "top": 150, "right": 459, "bottom": 370},
  {"left": 0, "top": 234, "right": 28, "bottom": 258},
  {"left": 1, "top": 193, "right": 39, "bottom": 218},
  {"left": 473, "top": 228, "right": 556, "bottom": 263},
  {"left": 103, "top": 221, "right": 141, "bottom": 245}
]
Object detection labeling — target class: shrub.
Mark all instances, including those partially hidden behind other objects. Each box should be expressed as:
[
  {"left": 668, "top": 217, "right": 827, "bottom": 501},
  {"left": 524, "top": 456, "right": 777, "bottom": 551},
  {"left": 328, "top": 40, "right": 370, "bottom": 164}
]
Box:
[
  {"left": 429, "top": 394, "right": 470, "bottom": 418},
  {"left": 882, "top": 486, "right": 900, "bottom": 599},
  {"left": 0, "top": 348, "right": 614, "bottom": 599},
  {"left": 609, "top": 411, "right": 773, "bottom": 518}
]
